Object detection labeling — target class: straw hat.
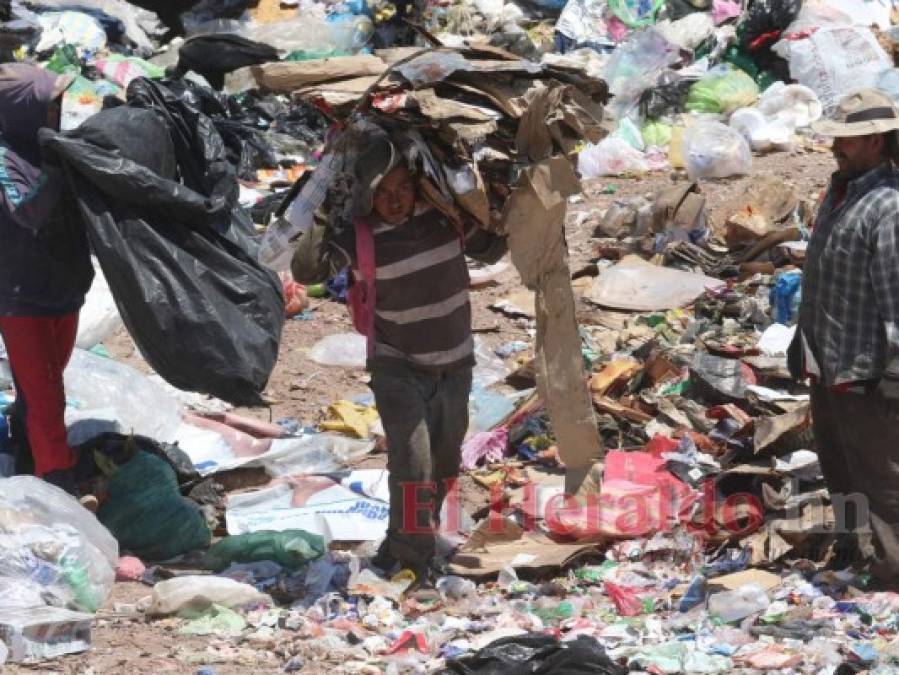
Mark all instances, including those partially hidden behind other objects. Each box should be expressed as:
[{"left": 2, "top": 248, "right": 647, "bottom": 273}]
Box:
[{"left": 812, "top": 88, "right": 899, "bottom": 137}]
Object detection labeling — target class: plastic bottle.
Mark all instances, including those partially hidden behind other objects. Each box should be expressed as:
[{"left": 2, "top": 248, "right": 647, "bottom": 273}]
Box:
[
  {"left": 61, "top": 556, "right": 101, "bottom": 613},
  {"left": 707, "top": 583, "right": 770, "bottom": 622}
]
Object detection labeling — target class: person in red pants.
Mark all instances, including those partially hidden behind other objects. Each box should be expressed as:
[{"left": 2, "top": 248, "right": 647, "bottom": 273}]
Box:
[{"left": 0, "top": 64, "right": 94, "bottom": 495}]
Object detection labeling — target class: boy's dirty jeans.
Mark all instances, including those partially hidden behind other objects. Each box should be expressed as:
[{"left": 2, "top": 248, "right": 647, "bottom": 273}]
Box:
[{"left": 370, "top": 364, "right": 472, "bottom": 570}]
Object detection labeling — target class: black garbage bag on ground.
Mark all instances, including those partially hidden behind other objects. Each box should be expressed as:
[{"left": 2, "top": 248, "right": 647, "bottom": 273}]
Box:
[
  {"left": 640, "top": 70, "right": 692, "bottom": 120},
  {"left": 175, "top": 34, "right": 278, "bottom": 90},
  {"left": 41, "top": 104, "right": 284, "bottom": 406},
  {"left": 443, "top": 634, "right": 626, "bottom": 675}
]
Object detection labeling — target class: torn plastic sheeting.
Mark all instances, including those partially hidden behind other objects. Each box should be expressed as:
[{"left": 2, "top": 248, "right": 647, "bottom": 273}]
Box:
[
  {"left": 445, "top": 633, "right": 626, "bottom": 675},
  {"left": 589, "top": 256, "right": 724, "bottom": 311},
  {"left": 224, "top": 476, "right": 388, "bottom": 542}
]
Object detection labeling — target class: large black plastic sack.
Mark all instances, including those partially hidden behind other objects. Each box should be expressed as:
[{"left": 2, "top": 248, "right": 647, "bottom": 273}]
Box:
[
  {"left": 41, "top": 104, "right": 283, "bottom": 406},
  {"left": 176, "top": 34, "right": 278, "bottom": 90},
  {"left": 443, "top": 634, "right": 626, "bottom": 675}
]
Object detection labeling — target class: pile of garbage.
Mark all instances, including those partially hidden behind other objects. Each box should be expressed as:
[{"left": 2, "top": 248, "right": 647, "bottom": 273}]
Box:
[{"left": 2, "top": 0, "right": 899, "bottom": 671}]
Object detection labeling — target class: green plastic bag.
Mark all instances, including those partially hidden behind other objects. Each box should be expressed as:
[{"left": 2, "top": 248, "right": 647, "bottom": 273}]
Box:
[
  {"left": 641, "top": 120, "right": 673, "bottom": 147},
  {"left": 203, "top": 530, "right": 326, "bottom": 571},
  {"left": 98, "top": 451, "right": 211, "bottom": 561},
  {"left": 686, "top": 66, "right": 760, "bottom": 114}
]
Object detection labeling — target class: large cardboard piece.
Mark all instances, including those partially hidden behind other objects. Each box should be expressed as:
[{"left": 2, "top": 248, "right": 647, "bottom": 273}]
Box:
[{"left": 503, "top": 158, "right": 603, "bottom": 493}]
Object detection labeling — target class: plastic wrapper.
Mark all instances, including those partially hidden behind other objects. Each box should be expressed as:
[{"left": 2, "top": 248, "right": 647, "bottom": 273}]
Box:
[
  {"left": 686, "top": 66, "right": 760, "bottom": 115},
  {"left": 0, "top": 476, "right": 117, "bottom": 614},
  {"left": 604, "top": 581, "right": 643, "bottom": 616},
  {"left": 684, "top": 121, "right": 751, "bottom": 180},
  {"left": 578, "top": 137, "right": 649, "bottom": 177}
]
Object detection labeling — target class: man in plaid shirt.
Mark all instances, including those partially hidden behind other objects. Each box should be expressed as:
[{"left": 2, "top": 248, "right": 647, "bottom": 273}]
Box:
[{"left": 792, "top": 89, "right": 899, "bottom": 582}]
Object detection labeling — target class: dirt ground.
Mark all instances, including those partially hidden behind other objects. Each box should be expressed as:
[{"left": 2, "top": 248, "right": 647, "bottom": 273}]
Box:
[{"left": 10, "top": 148, "right": 835, "bottom": 674}]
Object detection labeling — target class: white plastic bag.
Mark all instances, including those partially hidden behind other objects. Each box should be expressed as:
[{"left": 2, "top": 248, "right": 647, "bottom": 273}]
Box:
[
  {"left": 0, "top": 477, "right": 117, "bottom": 614},
  {"left": 755, "top": 82, "right": 823, "bottom": 128},
  {"left": 307, "top": 333, "right": 368, "bottom": 368},
  {"left": 75, "top": 259, "right": 123, "bottom": 350},
  {"left": 684, "top": 121, "right": 751, "bottom": 179},
  {"left": 150, "top": 576, "right": 271, "bottom": 616},
  {"left": 655, "top": 12, "right": 715, "bottom": 51},
  {"left": 578, "top": 137, "right": 650, "bottom": 177},
  {"left": 63, "top": 349, "right": 183, "bottom": 443},
  {"left": 775, "top": 26, "right": 891, "bottom": 113},
  {"left": 729, "top": 108, "right": 793, "bottom": 152}
]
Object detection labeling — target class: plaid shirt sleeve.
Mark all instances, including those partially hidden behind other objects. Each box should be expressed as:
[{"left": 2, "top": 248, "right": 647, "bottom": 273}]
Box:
[{"left": 870, "top": 209, "right": 899, "bottom": 379}]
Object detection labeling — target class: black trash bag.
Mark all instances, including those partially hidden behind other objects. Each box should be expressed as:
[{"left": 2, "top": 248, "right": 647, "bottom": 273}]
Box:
[
  {"left": 639, "top": 70, "right": 692, "bottom": 120},
  {"left": 443, "top": 634, "right": 626, "bottom": 675},
  {"left": 741, "top": 0, "right": 802, "bottom": 82},
  {"left": 41, "top": 105, "right": 284, "bottom": 406},
  {"left": 175, "top": 34, "right": 279, "bottom": 90}
]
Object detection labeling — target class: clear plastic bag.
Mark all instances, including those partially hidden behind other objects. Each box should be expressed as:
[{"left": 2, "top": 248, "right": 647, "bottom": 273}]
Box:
[
  {"left": 63, "top": 349, "right": 183, "bottom": 443},
  {"left": 578, "top": 137, "right": 650, "bottom": 177},
  {"left": 150, "top": 576, "right": 271, "bottom": 616},
  {"left": 603, "top": 29, "right": 680, "bottom": 118},
  {"left": 0, "top": 477, "right": 118, "bottom": 614},
  {"left": 308, "top": 333, "right": 367, "bottom": 368},
  {"left": 685, "top": 65, "right": 760, "bottom": 115},
  {"left": 684, "top": 121, "right": 751, "bottom": 179}
]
